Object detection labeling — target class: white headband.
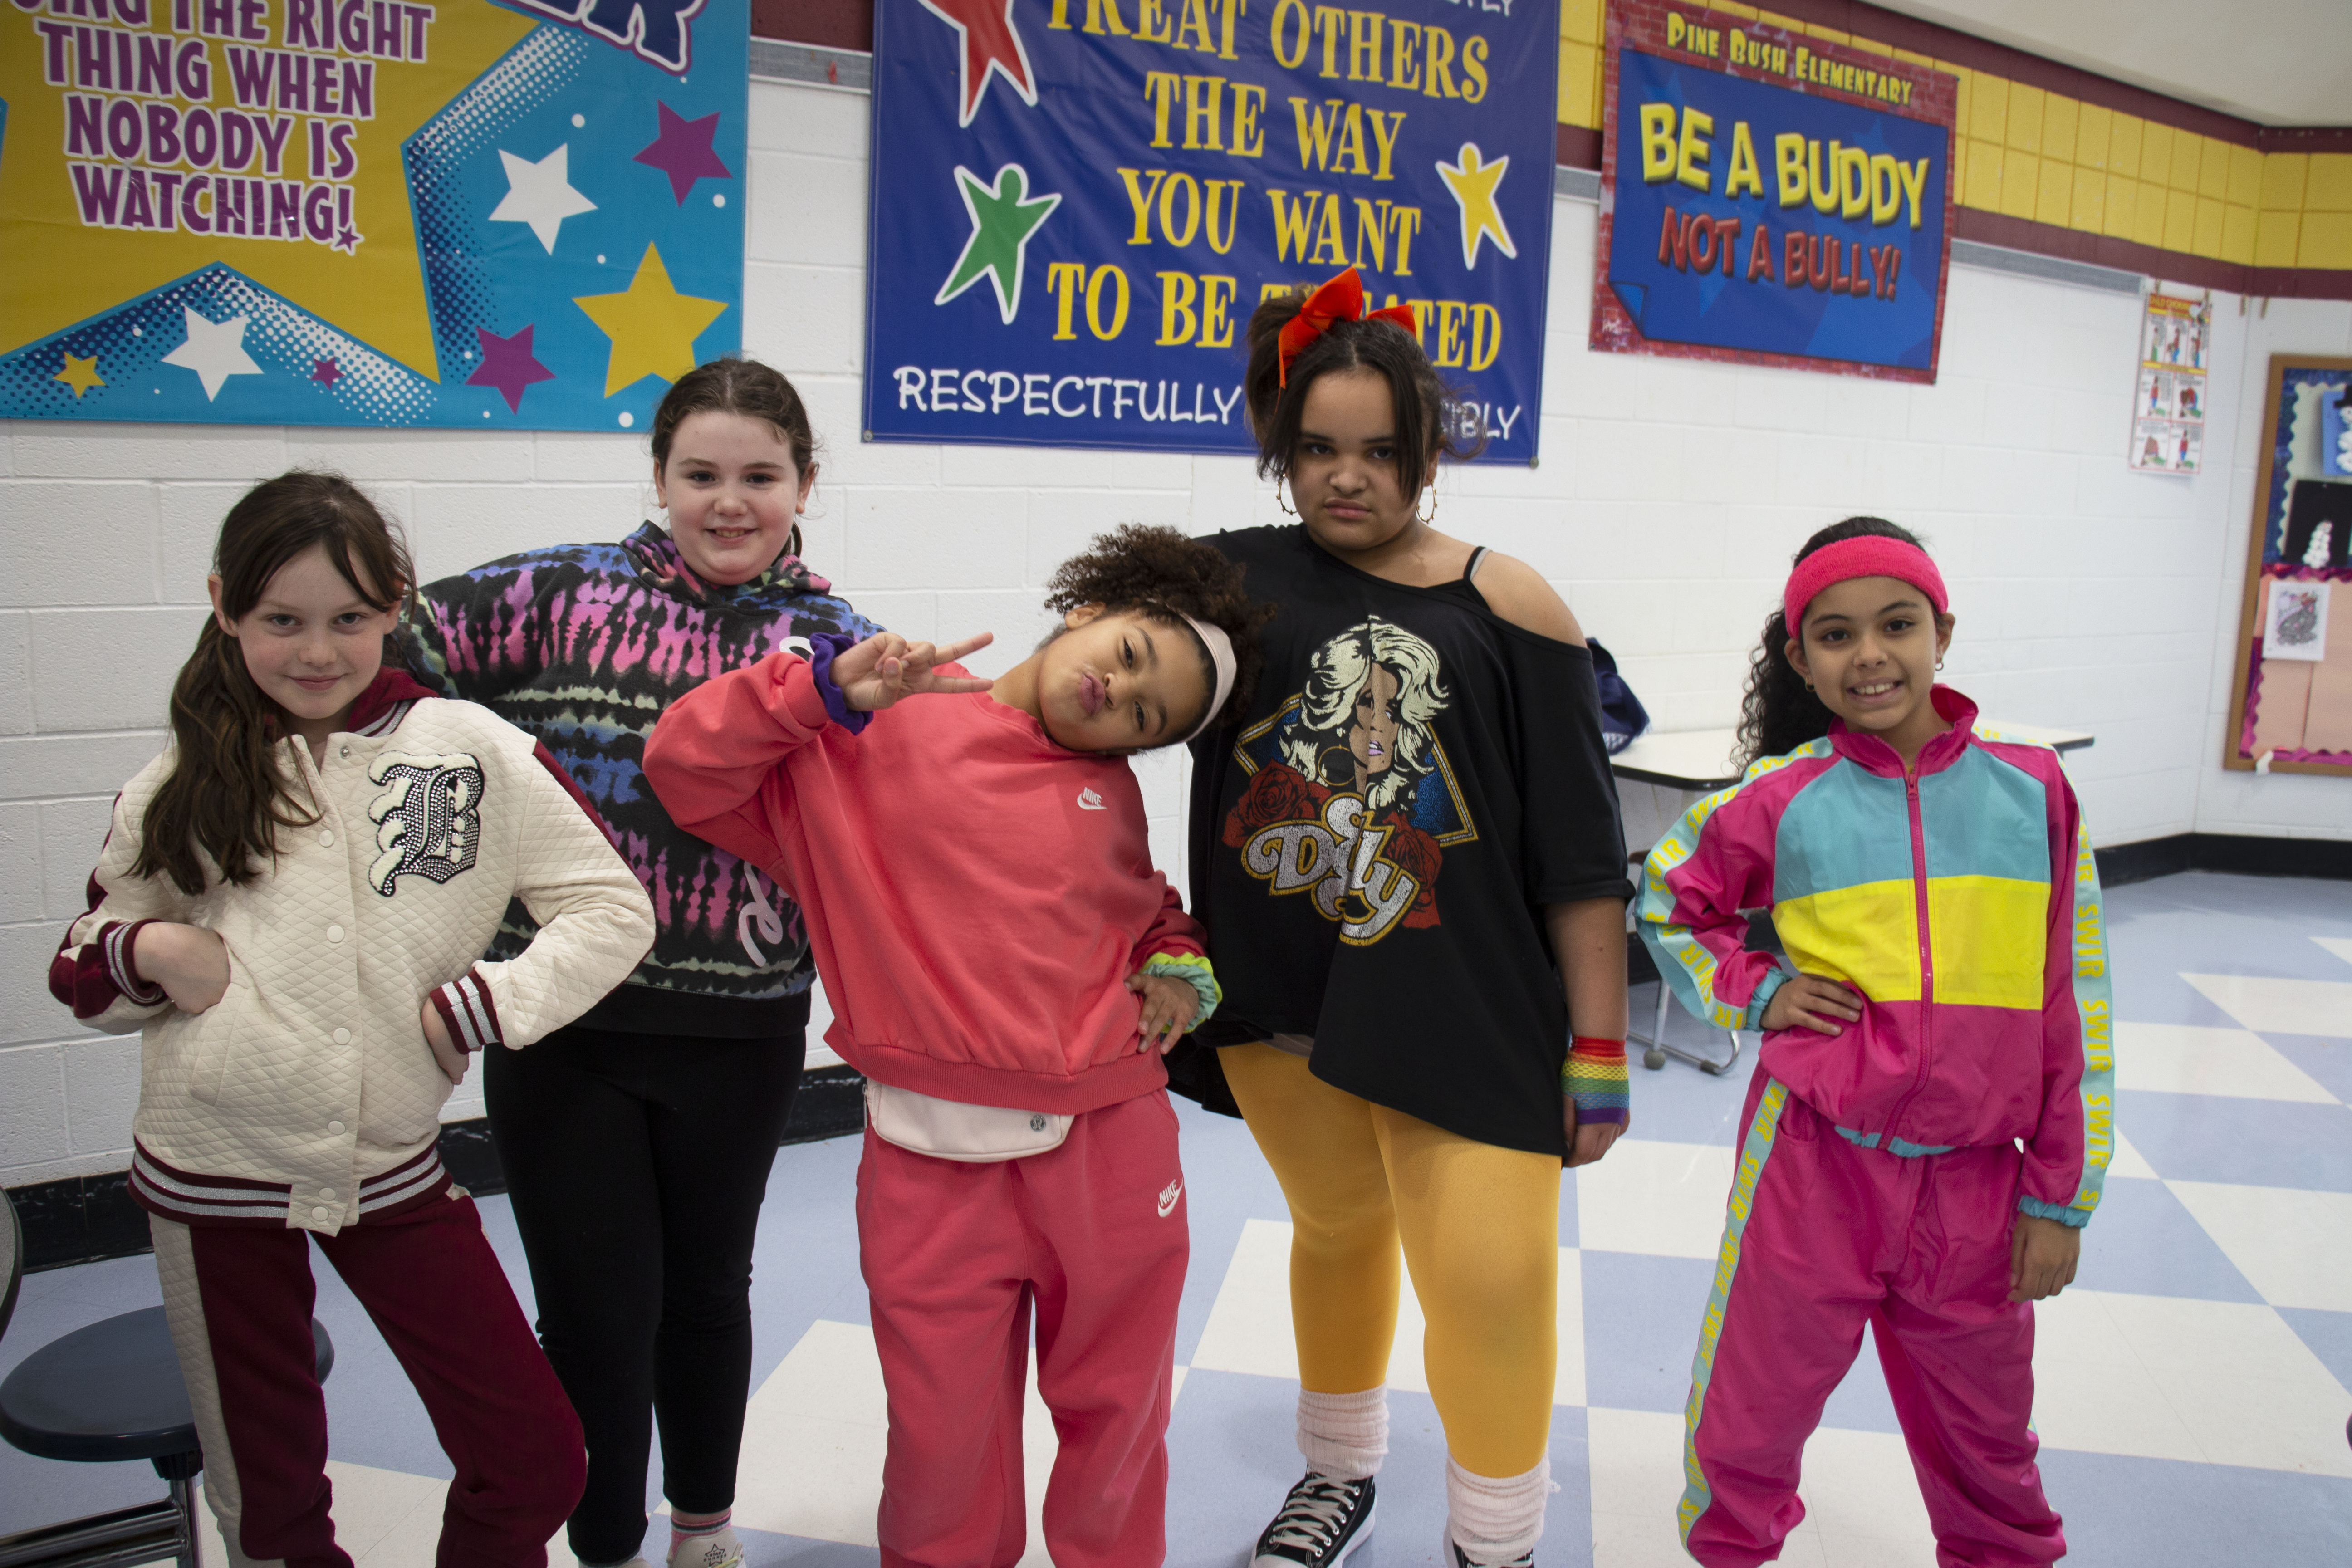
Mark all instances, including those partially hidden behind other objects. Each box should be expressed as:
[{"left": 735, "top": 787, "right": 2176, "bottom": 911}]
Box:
[{"left": 1176, "top": 611, "right": 1238, "bottom": 744}]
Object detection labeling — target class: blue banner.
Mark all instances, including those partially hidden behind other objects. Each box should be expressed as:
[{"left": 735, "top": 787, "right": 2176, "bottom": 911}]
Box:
[
  {"left": 1, "top": 0, "right": 745, "bottom": 430},
  {"left": 862, "top": 0, "right": 1560, "bottom": 459},
  {"left": 1591, "top": 3, "right": 1955, "bottom": 381}
]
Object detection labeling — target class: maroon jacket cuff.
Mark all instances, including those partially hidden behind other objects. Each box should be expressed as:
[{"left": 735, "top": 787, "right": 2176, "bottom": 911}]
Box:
[
  {"left": 429, "top": 968, "right": 503, "bottom": 1054},
  {"left": 52, "top": 920, "right": 167, "bottom": 1017}
]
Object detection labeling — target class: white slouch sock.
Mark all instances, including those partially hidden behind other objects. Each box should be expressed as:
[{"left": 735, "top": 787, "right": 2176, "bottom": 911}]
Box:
[
  {"left": 1445, "top": 1451, "right": 1554, "bottom": 1563},
  {"left": 1295, "top": 1385, "right": 1389, "bottom": 1480}
]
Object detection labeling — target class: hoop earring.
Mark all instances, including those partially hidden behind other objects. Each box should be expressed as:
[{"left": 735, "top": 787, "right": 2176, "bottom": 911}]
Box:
[
  {"left": 1935, "top": 659, "right": 1945, "bottom": 671},
  {"left": 1417, "top": 487, "right": 1437, "bottom": 524},
  {"left": 1276, "top": 481, "right": 1297, "bottom": 516}
]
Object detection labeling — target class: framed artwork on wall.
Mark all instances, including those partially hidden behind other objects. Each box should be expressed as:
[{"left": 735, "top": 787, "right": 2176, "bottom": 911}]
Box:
[{"left": 2224, "top": 352, "right": 2352, "bottom": 776}]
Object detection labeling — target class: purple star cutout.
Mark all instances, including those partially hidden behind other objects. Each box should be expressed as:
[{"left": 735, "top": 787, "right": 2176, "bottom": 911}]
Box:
[
  {"left": 466, "top": 324, "right": 555, "bottom": 414},
  {"left": 334, "top": 225, "right": 360, "bottom": 254},
  {"left": 312, "top": 358, "right": 342, "bottom": 387},
  {"left": 633, "top": 102, "right": 730, "bottom": 204}
]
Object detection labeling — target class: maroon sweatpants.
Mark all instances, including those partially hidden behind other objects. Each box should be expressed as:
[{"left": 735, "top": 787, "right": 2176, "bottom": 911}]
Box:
[
  {"left": 151, "top": 1192, "right": 584, "bottom": 1568},
  {"left": 855, "top": 1088, "right": 1190, "bottom": 1568}
]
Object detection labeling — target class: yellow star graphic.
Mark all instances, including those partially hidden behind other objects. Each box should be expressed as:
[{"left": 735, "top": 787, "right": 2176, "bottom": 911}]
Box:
[
  {"left": 1436, "top": 142, "right": 1519, "bottom": 271},
  {"left": 573, "top": 245, "right": 729, "bottom": 397},
  {"left": 53, "top": 351, "right": 105, "bottom": 398},
  {"left": 1, "top": 5, "right": 534, "bottom": 378}
]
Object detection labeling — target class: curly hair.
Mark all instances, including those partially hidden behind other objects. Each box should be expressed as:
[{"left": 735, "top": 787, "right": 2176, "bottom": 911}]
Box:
[
  {"left": 1281, "top": 617, "right": 1449, "bottom": 813},
  {"left": 1042, "top": 524, "right": 1276, "bottom": 743},
  {"left": 1737, "top": 516, "right": 1934, "bottom": 766},
  {"left": 1240, "top": 287, "right": 1480, "bottom": 499}
]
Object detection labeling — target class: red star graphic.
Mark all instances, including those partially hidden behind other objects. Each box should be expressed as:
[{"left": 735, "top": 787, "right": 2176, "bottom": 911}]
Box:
[{"left": 918, "top": 0, "right": 1038, "bottom": 127}]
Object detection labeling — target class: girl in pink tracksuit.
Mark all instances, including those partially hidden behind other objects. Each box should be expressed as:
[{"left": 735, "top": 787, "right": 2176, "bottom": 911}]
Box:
[
  {"left": 643, "top": 525, "right": 1268, "bottom": 1568},
  {"left": 1638, "top": 518, "right": 2113, "bottom": 1568}
]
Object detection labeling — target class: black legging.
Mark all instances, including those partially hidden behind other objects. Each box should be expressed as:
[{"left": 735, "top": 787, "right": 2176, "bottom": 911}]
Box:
[{"left": 484, "top": 1024, "right": 805, "bottom": 1566}]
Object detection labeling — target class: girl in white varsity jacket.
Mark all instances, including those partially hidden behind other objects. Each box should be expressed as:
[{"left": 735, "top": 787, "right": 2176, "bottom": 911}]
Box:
[{"left": 48, "top": 473, "right": 655, "bottom": 1568}]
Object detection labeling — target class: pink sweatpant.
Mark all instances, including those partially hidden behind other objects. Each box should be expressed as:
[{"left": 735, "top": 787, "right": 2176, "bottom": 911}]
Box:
[
  {"left": 855, "top": 1088, "right": 1189, "bottom": 1568},
  {"left": 1680, "top": 1072, "right": 2065, "bottom": 1568}
]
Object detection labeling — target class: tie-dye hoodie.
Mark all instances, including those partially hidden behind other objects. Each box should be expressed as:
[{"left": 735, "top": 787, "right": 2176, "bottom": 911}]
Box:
[{"left": 399, "top": 523, "right": 877, "bottom": 1033}]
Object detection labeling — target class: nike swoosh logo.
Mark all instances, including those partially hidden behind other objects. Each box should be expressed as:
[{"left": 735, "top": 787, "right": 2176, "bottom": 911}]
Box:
[
  {"left": 1157, "top": 1179, "right": 1182, "bottom": 1218},
  {"left": 1078, "top": 788, "right": 1105, "bottom": 810}
]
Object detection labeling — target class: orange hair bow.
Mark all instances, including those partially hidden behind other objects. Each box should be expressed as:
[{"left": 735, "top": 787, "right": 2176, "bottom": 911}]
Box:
[{"left": 1277, "top": 268, "right": 1421, "bottom": 386}]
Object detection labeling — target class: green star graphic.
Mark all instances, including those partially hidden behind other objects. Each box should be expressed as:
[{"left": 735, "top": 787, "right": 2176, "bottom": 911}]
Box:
[{"left": 935, "top": 164, "right": 1062, "bottom": 325}]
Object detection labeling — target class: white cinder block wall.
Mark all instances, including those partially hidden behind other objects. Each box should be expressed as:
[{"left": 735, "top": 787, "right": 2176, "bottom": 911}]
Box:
[{"left": 4, "top": 78, "right": 2347, "bottom": 1187}]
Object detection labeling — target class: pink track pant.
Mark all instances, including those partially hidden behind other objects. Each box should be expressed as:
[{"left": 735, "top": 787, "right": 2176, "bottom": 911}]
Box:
[
  {"left": 1679, "top": 1073, "right": 2066, "bottom": 1568},
  {"left": 855, "top": 1088, "right": 1189, "bottom": 1568}
]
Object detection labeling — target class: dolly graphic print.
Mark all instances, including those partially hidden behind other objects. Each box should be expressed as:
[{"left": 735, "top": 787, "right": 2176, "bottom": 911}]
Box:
[{"left": 1222, "top": 617, "right": 1473, "bottom": 946}]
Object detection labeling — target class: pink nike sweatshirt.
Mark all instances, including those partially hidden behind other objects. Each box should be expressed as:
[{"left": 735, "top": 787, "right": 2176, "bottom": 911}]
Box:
[{"left": 643, "top": 649, "right": 1202, "bottom": 1113}]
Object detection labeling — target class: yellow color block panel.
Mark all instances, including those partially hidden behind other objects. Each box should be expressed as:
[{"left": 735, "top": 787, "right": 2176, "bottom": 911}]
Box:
[
  {"left": 2261, "top": 153, "right": 2309, "bottom": 214},
  {"left": 1927, "top": 878, "right": 2050, "bottom": 1010},
  {"left": 1971, "top": 74, "right": 2009, "bottom": 144},
  {"left": 1560, "top": 0, "right": 1602, "bottom": 46},
  {"left": 2104, "top": 176, "right": 2139, "bottom": 240},
  {"left": 2302, "top": 212, "right": 2352, "bottom": 269},
  {"left": 1560, "top": 42, "right": 1599, "bottom": 127},
  {"left": 2163, "top": 188, "right": 2199, "bottom": 251},
  {"left": 2256, "top": 210, "right": 2303, "bottom": 268},
  {"left": 1965, "top": 139, "right": 2005, "bottom": 212},
  {"left": 2110, "top": 114, "right": 2143, "bottom": 178},
  {"left": 2007, "top": 83, "right": 2045, "bottom": 153},
  {"left": 2134, "top": 180, "right": 2170, "bottom": 247},
  {"left": 1894, "top": 48, "right": 1934, "bottom": 66},
  {"left": 2193, "top": 196, "right": 2225, "bottom": 258},
  {"left": 2072, "top": 167, "right": 2107, "bottom": 233},
  {"left": 1776, "top": 882, "right": 1923, "bottom": 1004},
  {"left": 2001, "top": 152, "right": 2042, "bottom": 219},
  {"left": 2077, "top": 103, "right": 2112, "bottom": 171},
  {"left": 1951, "top": 136, "right": 1969, "bottom": 201},
  {"left": 2171, "top": 131, "right": 2204, "bottom": 192},
  {"left": 2221, "top": 205, "right": 2255, "bottom": 266},
  {"left": 1714, "top": 1, "right": 1760, "bottom": 15},
  {"left": 2198, "top": 139, "right": 2232, "bottom": 201},
  {"left": 2228, "top": 145, "right": 2262, "bottom": 208},
  {"left": 2042, "top": 95, "right": 2078, "bottom": 167},
  {"left": 2141, "top": 122, "right": 2171, "bottom": 186},
  {"left": 2038, "top": 157, "right": 2076, "bottom": 228},
  {"left": 2310, "top": 155, "right": 2352, "bottom": 213}
]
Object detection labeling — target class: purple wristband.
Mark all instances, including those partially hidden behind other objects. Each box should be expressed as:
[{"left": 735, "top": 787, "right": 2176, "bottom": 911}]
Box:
[{"left": 805, "top": 632, "right": 871, "bottom": 735}]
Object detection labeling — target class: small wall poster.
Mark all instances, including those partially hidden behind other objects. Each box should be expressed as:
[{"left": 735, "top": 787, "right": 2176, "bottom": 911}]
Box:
[
  {"left": 2128, "top": 290, "right": 2208, "bottom": 475},
  {"left": 2264, "top": 578, "right": 2330, "bottom": 662}
]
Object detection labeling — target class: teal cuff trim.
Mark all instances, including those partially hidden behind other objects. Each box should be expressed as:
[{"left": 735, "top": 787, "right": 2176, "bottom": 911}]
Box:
[
  {"left": 1833, "top": 1124, "right": 1955, "bottom": 1158},
  {"left": 2018, "top": 1194, "right": 2092, "bottom": 1229},
  {"left": 1142, "top": 952, "right": 1220, "bottom": 1031},
  {"left": 1743, "top": 967, "right": 1789, "bottom": 1032}
]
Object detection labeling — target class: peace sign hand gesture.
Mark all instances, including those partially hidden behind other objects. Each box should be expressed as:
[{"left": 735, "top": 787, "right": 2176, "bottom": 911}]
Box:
[{"left": 831, "top": 631, "right": 997, "bottom": 712}]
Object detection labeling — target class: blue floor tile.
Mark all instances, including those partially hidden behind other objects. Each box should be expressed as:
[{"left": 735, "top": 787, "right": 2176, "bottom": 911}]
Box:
[
  {"left": 2117, "top": 1089, "right": 2352, "bottom": 1190},
  {"left": 2266, "top": 1034, "right": 2352, "bottom": 1106},
  {"left": 2278, "top": 1307, "right": 2352, "bottom": 1399},
  {"left": 2036, "top": 1446, "right": 2352, "bottom": 1566},
  {"left": 1580, "top": 1251, "right": 1713, "bottom": 1415},
  {"left": 2074, "top": 1176, "right": 2263, "bottom": 1302}
]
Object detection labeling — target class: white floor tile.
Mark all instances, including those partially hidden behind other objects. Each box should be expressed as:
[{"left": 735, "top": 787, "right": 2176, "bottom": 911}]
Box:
[
  {"left": 2105, "top": 1130, "right": 2160, "bottom": 1181},
  {"left": 190, "top": 1460, "right": 452, "bottom": 1568},
  {"left": 1583, "top": 1408, "right": 1936, "bottom": 1567},
  {"left": 2180, "top": 974, "right": 2352, "bottom": 1038},
  {"left": 2112, "top": 1021, "right": 2338, "bottom": 1102},
  {"left": 1191, "top": 1219, "right": 1586, "bottom": 1403},
  {"left": 2165, "top": 1181, "right": 2352, "bottom": 1311},
  {"left": 2032, "top": 1289, "right": 2352, "bottom": 1476},
  {"left": 2313, "top": 936, "right": 2352, "bottom": 969},
  {"left": 1575, "top": 1140, "right": 1736, "bottom": 1260}
]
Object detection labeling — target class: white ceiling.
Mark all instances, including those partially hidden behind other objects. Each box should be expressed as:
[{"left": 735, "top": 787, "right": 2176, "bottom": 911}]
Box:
[{"left": 1865, "top": 0, "right": 2352, "bottom": 127}]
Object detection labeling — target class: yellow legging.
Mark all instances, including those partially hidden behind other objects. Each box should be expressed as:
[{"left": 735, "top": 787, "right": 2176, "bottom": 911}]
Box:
[{"left": 1221, "top": 1042, "right": 1562, "bottom": 1478}]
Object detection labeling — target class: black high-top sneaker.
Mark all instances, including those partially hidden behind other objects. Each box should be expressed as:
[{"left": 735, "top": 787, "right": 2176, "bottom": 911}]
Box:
[
  {"left": 1248, "top": 1471, "right": 1377, "bottom": 1566},
  {"left": 1449, "top": 1541, "right": 1534, "bottom": 1567}
]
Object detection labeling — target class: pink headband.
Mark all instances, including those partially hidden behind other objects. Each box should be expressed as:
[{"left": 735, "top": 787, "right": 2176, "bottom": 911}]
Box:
[{"left": 1783, "top": 537, "right": 1948, "bottom": 631}]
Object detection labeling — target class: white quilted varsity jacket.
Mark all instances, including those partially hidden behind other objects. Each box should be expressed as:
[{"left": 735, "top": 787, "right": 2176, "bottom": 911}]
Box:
[{"left": 50, "top": 671, "right": 655, "bottom": 1236}]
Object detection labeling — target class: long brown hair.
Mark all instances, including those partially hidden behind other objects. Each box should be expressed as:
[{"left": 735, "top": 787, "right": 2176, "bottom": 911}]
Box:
[
  {"left": 135, "top": 472, "right": 412, "bottom": 894},
  {"left": 650, "top": 357, "right": 819, "bottom": 559}
]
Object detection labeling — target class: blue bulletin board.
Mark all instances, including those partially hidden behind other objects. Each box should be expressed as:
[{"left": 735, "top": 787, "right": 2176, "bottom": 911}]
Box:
[
  {"left": 0, "top": 0, "right": 745, "bottom": 429},
  {"left": 1591, "top": 0, "right": 1956, "bottom": 382},
  {"left": 861, "top": 0, "right": 1561, "bottom": 460}
]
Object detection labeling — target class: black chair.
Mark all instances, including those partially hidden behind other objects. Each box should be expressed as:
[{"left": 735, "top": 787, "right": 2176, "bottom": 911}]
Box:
[{"left": 0, "top": 1189, "right": 334, "bottom": 1568}]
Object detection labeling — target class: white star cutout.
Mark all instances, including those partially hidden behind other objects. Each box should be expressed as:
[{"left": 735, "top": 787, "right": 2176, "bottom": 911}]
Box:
[
  {"left": 489, "top": 144, "right": 596, "bottom": 254},
  {"left": 160, "top": 307, "right": 263, "bottom": 401}
]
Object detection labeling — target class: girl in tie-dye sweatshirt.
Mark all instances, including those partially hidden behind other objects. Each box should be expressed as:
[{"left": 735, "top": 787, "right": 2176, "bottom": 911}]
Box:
[{"left": 397, "top": 359, "right": 874, "bottom": 1568}]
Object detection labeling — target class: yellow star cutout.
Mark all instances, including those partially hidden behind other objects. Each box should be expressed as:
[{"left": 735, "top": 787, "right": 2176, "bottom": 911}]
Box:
[
  {"left": 53, "top": 352, "right": 104, "bottom": 398},
  {"left": 573, "top": 245, "right": 730, "bottom": 397},
  {"left": 1436, "top": 142, "right": 1519, "bottom": 271}
]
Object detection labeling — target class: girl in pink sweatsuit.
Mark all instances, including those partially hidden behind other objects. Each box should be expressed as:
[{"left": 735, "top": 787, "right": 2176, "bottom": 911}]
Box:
[
  {"left": 1639, "top": 519, "right": 2112, "bottom": 1568},
  {"left": 643, "top": 525, "right": 1267, "bottom": 1568}
]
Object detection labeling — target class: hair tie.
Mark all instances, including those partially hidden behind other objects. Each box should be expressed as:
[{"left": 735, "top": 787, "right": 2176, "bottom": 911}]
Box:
[
  {"left": 1783, "top": 536, "right": 1948, "bottom": 632},
  {"left": 1278, "top": 268, "right": 1421, "bottom": 386},
  {"left": 1174, "top": 612, "right": 1238, "bottom": 743}
]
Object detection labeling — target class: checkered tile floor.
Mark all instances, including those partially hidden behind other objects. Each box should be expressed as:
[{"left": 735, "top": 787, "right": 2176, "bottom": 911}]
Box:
[{"left": 5, "top": 872, "right": 2348, "bottom": 1565}]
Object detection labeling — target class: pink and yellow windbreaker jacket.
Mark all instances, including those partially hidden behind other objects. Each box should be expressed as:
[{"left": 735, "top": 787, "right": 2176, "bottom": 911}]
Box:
[{"left": 1637, "top": 688, "right": 2114, "bottom": 1227}]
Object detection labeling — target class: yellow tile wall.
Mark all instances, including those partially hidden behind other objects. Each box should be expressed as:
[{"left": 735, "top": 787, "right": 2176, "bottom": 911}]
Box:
[{"left": 1557, "top": 4, "right": 2345, "bottom": 271}]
